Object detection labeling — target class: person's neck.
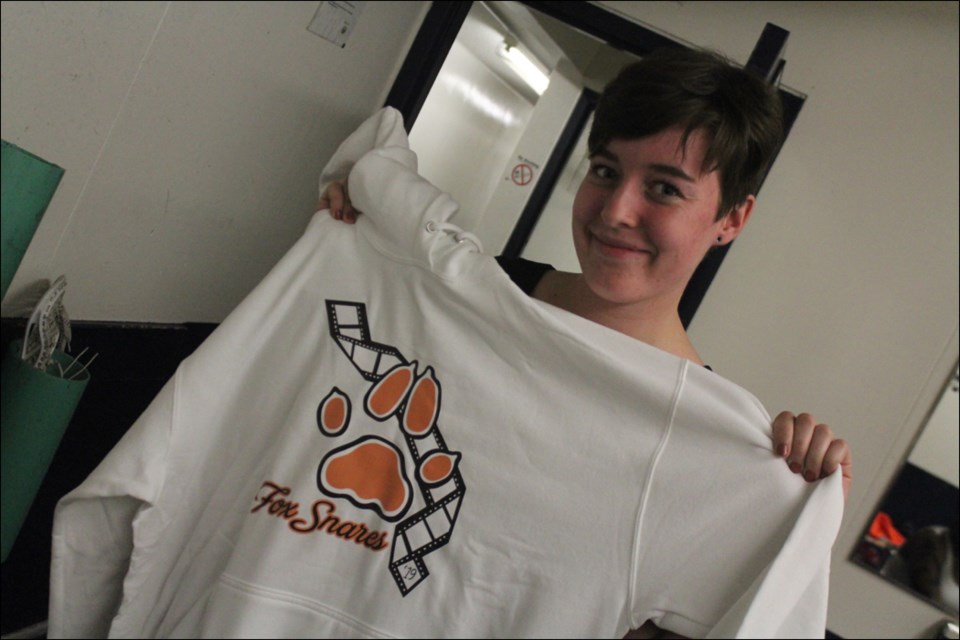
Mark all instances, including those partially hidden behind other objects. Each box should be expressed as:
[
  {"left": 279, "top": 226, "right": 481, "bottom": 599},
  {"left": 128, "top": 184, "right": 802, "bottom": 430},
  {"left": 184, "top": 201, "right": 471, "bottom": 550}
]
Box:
[{"left": 534, "top": 271, "right": 704, "bottom": 366}]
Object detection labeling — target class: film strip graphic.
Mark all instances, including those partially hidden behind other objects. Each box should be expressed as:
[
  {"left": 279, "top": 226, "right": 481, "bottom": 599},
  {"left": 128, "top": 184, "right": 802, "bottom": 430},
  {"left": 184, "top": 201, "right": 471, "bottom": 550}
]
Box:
[{"left": 325, "top": 300, "right": 466, "bottom": 596}]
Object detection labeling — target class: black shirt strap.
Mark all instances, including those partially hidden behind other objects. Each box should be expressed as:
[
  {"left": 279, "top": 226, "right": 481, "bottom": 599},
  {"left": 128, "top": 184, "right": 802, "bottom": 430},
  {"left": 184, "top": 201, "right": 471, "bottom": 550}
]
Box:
[{"left": 495, "top": 256, "right": 556, "bottom": 296}]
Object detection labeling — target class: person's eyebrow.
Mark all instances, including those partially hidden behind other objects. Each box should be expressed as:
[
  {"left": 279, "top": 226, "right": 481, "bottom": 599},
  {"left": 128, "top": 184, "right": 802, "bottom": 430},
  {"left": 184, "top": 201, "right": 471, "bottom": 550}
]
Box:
[
  {"left": 648, "top": 163, "right": 696, "bottom": 183},
  {"left": 590, "top": 147, "right": 618, "bottom": 162},
  {"left": 591, "top": 147, "right": 697, "bottom": 183}
]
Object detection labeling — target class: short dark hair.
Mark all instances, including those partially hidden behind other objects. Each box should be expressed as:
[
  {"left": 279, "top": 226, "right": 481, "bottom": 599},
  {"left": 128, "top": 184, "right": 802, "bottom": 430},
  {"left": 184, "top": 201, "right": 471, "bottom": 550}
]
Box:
[{"left": 588, "top": 47, "right": 784, "bottom": 219}]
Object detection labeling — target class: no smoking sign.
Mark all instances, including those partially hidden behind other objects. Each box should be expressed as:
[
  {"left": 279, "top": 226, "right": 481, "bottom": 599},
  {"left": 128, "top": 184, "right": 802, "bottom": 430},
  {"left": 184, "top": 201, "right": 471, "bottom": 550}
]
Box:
[{"left": 511, "top": 163, "right": 534, "bottom": 186}]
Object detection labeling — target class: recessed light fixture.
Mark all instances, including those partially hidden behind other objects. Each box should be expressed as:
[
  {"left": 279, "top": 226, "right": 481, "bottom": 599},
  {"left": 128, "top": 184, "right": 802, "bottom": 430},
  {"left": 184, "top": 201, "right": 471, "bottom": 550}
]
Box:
[{"left": 497, "top": 40, "right": 549, "bottom": 96}]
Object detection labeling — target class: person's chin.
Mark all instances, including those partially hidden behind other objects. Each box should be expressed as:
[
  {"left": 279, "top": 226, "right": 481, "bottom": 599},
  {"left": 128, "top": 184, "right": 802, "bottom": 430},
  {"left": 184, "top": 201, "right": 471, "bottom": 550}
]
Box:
[{"left": 581, "top": 267, "right": 648, "bottom": 305}]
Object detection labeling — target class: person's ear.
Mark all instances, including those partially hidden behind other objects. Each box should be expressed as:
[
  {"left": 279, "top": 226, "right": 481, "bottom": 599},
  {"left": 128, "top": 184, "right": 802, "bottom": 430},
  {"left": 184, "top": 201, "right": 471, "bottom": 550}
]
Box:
[{"left": 716, "top": 195, "right": 755, "bottom": 244}]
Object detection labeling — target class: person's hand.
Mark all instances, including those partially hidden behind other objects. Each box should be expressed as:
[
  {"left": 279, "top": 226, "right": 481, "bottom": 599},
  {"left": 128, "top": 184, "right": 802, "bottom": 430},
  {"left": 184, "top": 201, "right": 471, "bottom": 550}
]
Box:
[
  {"left": 319, "top": 179, "right": 362, "bottom": 223},
  {"left": 773, "top": 412, "right": 852, "bottom": 500}
]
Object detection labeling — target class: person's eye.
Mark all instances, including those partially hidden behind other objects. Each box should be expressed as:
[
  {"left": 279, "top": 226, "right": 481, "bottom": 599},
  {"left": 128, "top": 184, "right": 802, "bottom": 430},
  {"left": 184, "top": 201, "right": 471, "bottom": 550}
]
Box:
[
  {"left": 588, "top": 163, "right": 617, "bottom": 181},
  {"left": 649, "top": 181, "right": 684, "bottom": 199}
]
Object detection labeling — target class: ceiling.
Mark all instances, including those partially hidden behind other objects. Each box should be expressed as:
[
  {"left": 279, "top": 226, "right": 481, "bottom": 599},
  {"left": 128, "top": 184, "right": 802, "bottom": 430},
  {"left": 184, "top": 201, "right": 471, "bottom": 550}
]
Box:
[{"left": 456, "top": 1, "right": 644, "bottom": 102}]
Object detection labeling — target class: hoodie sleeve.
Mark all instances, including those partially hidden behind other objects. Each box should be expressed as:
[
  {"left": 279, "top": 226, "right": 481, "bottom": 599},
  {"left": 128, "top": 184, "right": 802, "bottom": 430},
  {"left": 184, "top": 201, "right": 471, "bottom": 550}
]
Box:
[
  {"left": 317, "top": 107, "right": 416, "bottom": 204},
  {"left": 48, "top": 377, "right": 174, "bottom": 638},
  {"left": 48, "top": 106, "right": 461, "bottom": 638}
]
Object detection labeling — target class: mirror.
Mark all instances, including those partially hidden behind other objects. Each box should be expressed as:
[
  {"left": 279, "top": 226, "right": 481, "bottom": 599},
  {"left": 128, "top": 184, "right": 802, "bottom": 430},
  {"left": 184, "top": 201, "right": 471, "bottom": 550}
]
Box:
[{"left": 851, "top": 363, "right": 960, "bottom": 616}]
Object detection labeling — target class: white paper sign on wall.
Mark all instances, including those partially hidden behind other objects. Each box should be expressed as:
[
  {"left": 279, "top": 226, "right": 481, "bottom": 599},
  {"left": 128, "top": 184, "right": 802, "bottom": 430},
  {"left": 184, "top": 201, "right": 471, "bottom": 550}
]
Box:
[{"left": 308, "top": 2, "right": 366, "bottom": 49}]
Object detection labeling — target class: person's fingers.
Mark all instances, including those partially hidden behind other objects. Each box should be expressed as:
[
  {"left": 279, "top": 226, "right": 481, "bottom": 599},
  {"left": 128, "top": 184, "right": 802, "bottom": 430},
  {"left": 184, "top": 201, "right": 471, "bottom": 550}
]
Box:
[
  {"left": 318, "top": 193, "right": 334, "bottom": 216},
  {"left": 819, "top": 438, "right": 844, "bottom": 475},
  {"left": 342, "top": 200, "right": 359, "bottom": 224},
  {"left": 772, "top": 411, "right": 795, "bottom": 458},
  {"left": 822, "top": 439, "right": 853, "bottom": 500},
  {"left": 322, "top": 181, "right": 348, "bottom": 219},
  {"left": 787, "top": 413, "right": 816, "bottom": 475},
  {"left": 802, "top": 423, "right": 834, "bottom": 482},
  {"left": 841, "top": 446, "right": 852, "bottom": 501},
  {"left": 333, "top": 182, "right": 347, "bottom": 220},
  {"left": 774, "top": 412, "right": 852, "bottom": 500},
  {"left": 326, "top": 181, "right": 363, "bottom": 223}
]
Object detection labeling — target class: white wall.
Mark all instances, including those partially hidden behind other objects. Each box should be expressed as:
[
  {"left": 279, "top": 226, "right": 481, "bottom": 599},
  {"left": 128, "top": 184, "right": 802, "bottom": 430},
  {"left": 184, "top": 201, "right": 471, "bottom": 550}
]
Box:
[
  {"left": 472, "top": 57, "right": 583, "bottom": 253},
  {"left": 593, "top": 3, "right": 958, "bottom": 638},
  {"left": 408, "top": 39, "right": 534, "bottom": 233},
  {"left": 1, "top": 1, "right": 429, "bottom": 322},
  {"left": 520, "top": 112, "right": 590, "bottom": 273}
]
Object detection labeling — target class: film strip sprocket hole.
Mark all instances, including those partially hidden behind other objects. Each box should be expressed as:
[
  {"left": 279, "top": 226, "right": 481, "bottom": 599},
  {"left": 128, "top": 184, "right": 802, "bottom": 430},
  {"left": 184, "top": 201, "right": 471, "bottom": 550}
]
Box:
[{"left": 326, "top": 300, "right": 466, "bottom": 596}]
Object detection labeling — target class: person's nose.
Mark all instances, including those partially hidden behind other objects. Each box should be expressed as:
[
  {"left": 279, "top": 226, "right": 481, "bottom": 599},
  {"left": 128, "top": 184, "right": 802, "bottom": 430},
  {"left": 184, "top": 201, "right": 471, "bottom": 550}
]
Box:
[{"left": 599, "top": 180, "right": 644, "bottom": 228}]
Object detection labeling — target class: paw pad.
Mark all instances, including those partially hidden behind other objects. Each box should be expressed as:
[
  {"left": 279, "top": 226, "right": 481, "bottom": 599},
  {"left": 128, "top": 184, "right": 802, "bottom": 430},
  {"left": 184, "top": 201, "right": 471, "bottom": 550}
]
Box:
[
  {"left": 318, "top": 436, "right": 413, "bottom": 522},
  {"left": 317, "top": 387, "right": 351, "bottom": 436}
]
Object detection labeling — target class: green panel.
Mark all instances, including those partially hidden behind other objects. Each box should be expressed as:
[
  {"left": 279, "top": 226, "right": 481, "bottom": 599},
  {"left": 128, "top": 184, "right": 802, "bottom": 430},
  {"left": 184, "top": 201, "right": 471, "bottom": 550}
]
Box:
[
  {"left": 1, "top": 140, "right": 65, "bottom": 301},
  {"left": 1, "top": 340, "right": 89, "bottom": 561}
]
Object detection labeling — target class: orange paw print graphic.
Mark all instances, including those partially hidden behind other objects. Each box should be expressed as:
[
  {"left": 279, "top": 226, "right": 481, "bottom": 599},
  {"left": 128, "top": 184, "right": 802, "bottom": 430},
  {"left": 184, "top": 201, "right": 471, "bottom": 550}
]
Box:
[
  {"left": 320, "top": 300, "right": 467, "bottom": 596},
  {"left": 317, "top": 364, "right": 461, "bottom": 521}
]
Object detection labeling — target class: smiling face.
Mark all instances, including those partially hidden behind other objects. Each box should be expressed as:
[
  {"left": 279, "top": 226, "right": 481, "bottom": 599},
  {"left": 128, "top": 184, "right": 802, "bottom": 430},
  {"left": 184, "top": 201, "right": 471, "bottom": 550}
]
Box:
[{"left": 571, "top": 127, "right": 754, "bottom": 317}]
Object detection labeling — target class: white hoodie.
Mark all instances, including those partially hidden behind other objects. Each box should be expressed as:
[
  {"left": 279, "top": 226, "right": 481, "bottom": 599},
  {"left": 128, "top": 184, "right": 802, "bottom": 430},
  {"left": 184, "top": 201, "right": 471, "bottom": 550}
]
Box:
[{"left": 49, "top": 107, "right": 842, "bottom": 639}]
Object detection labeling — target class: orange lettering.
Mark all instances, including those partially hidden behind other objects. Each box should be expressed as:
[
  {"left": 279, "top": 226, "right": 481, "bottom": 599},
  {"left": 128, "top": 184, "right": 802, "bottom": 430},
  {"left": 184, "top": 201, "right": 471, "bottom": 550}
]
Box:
[{"left": 254, "top": 482, "right": 390, "bottom": 553}]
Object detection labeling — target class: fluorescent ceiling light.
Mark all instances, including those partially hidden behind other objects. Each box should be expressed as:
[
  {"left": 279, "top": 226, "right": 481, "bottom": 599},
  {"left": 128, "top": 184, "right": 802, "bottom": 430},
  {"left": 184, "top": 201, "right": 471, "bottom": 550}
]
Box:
[{"left": 497, "top": 41, "right": 549, "bottom": 96}]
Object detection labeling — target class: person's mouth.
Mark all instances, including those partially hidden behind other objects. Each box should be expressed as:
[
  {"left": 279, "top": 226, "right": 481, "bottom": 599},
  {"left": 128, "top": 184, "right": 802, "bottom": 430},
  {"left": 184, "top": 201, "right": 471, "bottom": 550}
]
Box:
[{"left": 590, "top": 231, "right": 653, "bottom": 258}]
